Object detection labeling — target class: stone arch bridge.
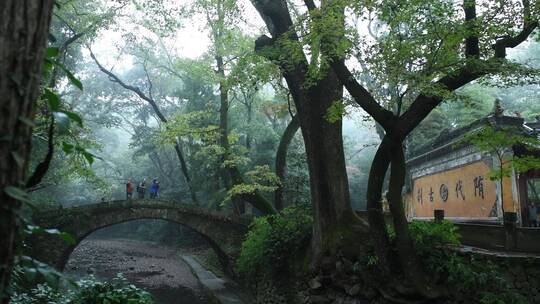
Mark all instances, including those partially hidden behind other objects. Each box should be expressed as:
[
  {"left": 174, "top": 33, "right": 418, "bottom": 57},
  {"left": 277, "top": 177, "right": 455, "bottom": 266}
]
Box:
[{"left": 27, "top": 199, "right": 251, "bottom": 274}]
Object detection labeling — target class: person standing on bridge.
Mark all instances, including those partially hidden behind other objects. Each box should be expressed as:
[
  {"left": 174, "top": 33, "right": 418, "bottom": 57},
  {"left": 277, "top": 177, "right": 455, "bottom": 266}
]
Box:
[
  {"left": 149, "top": 179, "right": 159, "bottom": 199},
  {"left": 126, "top": 179, "right": 134, "bottom": 200},
  {"left": 137, "top": 179, "right": 147, "bottom": 199}
]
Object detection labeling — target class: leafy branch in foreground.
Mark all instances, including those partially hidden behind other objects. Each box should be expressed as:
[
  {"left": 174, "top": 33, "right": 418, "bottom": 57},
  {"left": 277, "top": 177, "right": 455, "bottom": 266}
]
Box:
[
  {"left": 465, "top": 124, "right": 540, "bottom": 213},
  {"left": 225, "top": 165, "right": 281, "bottom": 205}
]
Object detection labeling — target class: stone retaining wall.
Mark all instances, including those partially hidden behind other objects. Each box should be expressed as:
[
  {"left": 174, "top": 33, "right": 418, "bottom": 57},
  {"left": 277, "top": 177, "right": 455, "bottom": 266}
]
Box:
[
  {"left": 248, "top": 250, "right": 540, "bottom": 304},
  {"left": 461, "top": 250, "right": 540, "bottom": 303}
]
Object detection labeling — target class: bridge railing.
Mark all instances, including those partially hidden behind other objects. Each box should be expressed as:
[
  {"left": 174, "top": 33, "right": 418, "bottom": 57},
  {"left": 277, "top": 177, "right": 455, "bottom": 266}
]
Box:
[{"left": 33, "top": 199, "right": 254, "bottom": 227}]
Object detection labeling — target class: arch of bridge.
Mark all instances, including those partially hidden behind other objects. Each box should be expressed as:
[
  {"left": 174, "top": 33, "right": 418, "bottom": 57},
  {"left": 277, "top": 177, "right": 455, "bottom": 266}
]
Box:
[{"left": 28, "top": 199, "right": 251, "bottom": 274}]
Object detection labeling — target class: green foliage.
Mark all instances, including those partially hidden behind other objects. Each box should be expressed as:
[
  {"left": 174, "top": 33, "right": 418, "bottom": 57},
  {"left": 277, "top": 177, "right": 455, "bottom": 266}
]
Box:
[
  {"left": 408, "top": 220, "right": 527, "bottom": 303},
  {"left": 8, "top": 224, "right": 76, "bottom": 293},
  {"left": 236, "top": 205, "right": 312, "bottom": 279},
  {"left": 442, "top": 84, "right": 496, "bottom": 128},
  {"left": 227, "top": 165, "right": 281, "bottom": 202},
  {"left": 4, "top": 187, "right": 32, "bottom": 204},
  {"left": 325, "top": 100, "right": 347, "bottom": 123},
  {"left": 408, "top": 220, "right": 460, "bottom": 248},
  {"left": 61, "top": 142, "right": 98, "bottom": 165},
  {"left": 160, "top": 111, "right": 218, "bottom": 144},
  {"left": 6, "top": 187, "right": 77, "bottom": 294},
  {"left": 466, "top": 126, "right": 528, "bottom": 157},
  {"left": 465, "top": 125, "right": 540, "bottom": 183},
  {"left": 10, "top": 257, "right": 64, "bottom": 294},
  {"left": 364, "top": 254, "right": 378, "bottom": 267},
  {"left": 11, "top": 283, "right": 66, "bottom": 304},
  {"left": 25, "top": 225, "right": 76, "bottom": 245},
  {"left": 281, "top": 135, "right": 310, "bottom": 205},
  {"left": 71, "top": 274, "right": 153, "bottom": 304},
  {"left": 43, "top": 46, "right": 85, "bottom": 128},
  {"left": 11, "top": 274, "right": 153, "bottom": 304},
  {"left": 26, "top": 35, "right": 98, "bottom": 204}
]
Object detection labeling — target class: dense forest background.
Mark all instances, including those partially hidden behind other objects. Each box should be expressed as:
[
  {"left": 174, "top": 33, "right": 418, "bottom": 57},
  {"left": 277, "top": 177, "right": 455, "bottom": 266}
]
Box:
[
  {"left": 2, "top": 0, "right": 540, "bottom": 303},
  {"left": 29, "top": 0, "right": 539, "bottom": 211}
]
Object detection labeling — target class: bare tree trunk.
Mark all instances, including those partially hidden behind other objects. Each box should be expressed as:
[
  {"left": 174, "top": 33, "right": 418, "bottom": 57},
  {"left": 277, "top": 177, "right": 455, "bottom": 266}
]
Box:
[
  {"left": 216, "top": 55, "right": 275, "bottom": 215},
  {"left": 300, "top": 92, "right": 358, "bottom": 260},
  {"left": 174, "top": 137, "right": 198, "bottom": 204},
  {"left": 365, "top": 139, "right": 393, "bottom": 276},
  {"left": 246, "top": 104, "right": 252, "bottom": 151},
  {"left": 216, "top": 73, "right": 244, "bottom": 216},
  {"left": 365, "top": 137, "right": 440, "bottom": 298},
  {"left": 274, "top": 116, "right": 300, "bottom": 210},
  {"left": 286, "top": 65, "right": 358, "bottom": 260},
  {"left": 386, "top": 141, "right": 440, "bottom": 298},
  {"left": 0, "top": 1, "right": 55, "bottom": 301}
]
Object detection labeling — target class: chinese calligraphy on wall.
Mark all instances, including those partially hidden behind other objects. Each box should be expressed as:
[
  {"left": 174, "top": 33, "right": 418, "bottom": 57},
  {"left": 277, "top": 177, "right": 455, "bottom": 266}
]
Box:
[
  {"left": 416, "top": 176, "right": 485, "bottom": 205},
  {"left": 411, "top": 161, "right": 499, "bottom": 218}
]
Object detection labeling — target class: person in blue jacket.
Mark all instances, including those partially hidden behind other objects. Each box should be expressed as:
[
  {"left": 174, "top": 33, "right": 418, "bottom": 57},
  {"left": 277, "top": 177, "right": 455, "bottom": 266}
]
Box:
[{"left": 149, "top": 179, "right": 160, "bottom": 199}]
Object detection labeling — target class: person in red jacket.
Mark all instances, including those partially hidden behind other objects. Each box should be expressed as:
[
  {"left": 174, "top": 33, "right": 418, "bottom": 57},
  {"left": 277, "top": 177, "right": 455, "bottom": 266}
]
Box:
[{"left": 126, "top": 179, "right": 134, "bottom": 200}]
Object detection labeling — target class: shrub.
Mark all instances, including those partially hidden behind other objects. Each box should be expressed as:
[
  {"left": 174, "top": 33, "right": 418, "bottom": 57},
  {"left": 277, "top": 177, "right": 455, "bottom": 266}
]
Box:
[
  {"left": 408, "top": 220, "right": 460, "bottom": 249},
  {"left": 12, "top": 274, "right": 154, "bottom": 304},
  {"left": 72, "top": 274, "right": 153, "bottom": 304},
  {"left": 11, "top": 283, "right": 67, "bottom": 304},
  {"left": 408, "top": 220, "right": 527, "bottom": 304},
  {"left": 236, "top": 205, "right": 312, "bottom": 279}
]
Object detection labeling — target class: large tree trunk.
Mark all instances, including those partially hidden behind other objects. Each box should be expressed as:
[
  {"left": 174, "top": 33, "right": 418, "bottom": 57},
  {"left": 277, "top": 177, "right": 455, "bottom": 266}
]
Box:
[
  {"left": 365, "top": 139, "right": 393, "bottom": 275},
  {"left": 276, "top": 55, "right": 359, "bottom": 259},
  {"left": 250, "top": 0, "right": 363, "bottom": 261},
  {"left": 274, "top": 116, "right": 300, "bottom": 211},
  {"left": 0, "top": 1, "right": 55, "bottom": 302},
  {"left": 302, "top": 74, "right": 359, "bottom": 260},
  {"left": 386, "top": 140, "right": 440, "bottom": 298},
  {"left": 366, "top": 137, "right": 440, "bottom": 298}
]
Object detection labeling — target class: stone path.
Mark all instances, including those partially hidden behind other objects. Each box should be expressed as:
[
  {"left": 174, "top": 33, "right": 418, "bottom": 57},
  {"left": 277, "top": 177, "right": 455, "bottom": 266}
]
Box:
[{"left": 182, "top": 256, "right": 248, "bottom": 304}]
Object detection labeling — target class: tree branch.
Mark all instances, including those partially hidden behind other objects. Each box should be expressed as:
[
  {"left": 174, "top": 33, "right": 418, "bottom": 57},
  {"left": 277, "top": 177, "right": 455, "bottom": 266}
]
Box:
[
  {"left": 397, "top": 1, "right": 537, "bottom": 139},
  {"left": 89, "top": 47, "right": 200, "bottom": 203},
  {"left": 463, "top": 0, "right": 480, "bottom": 58},
  {"left": 330, "top": 60, "right": 395, "bottom": 131},
  {"left": 493, "top": 0, "right": 538, "bottom": 58},
  {"left": 274, "top": 115, "right": 300, "bottom": 210},
  {"left": 88, "top": 47, "right": 168, "bottom": 123},
  {"left": 396, "top": 68, "right": 483, "bottom": 138},
  {"left": 142, "top": 60, "right": 155, "bottom": 101}
]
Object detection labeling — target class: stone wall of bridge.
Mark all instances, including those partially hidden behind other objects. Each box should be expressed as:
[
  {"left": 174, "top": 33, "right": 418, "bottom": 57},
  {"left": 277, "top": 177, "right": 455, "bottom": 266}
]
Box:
[{"left": 27, "top": 199, "right": 251, "bottom": 275}]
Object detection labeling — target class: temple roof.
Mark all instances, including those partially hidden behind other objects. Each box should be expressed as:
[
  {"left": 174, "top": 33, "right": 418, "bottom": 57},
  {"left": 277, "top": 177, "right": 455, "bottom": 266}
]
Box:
[{"left": 407, "top": 113, "right": 539, "bottom": 167}]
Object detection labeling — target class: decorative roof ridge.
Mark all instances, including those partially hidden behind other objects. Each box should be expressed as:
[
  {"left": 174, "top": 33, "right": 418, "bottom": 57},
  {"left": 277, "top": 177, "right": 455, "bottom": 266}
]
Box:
[{"left": 407, "top": 114, "right": 526, "bottom": 162}]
